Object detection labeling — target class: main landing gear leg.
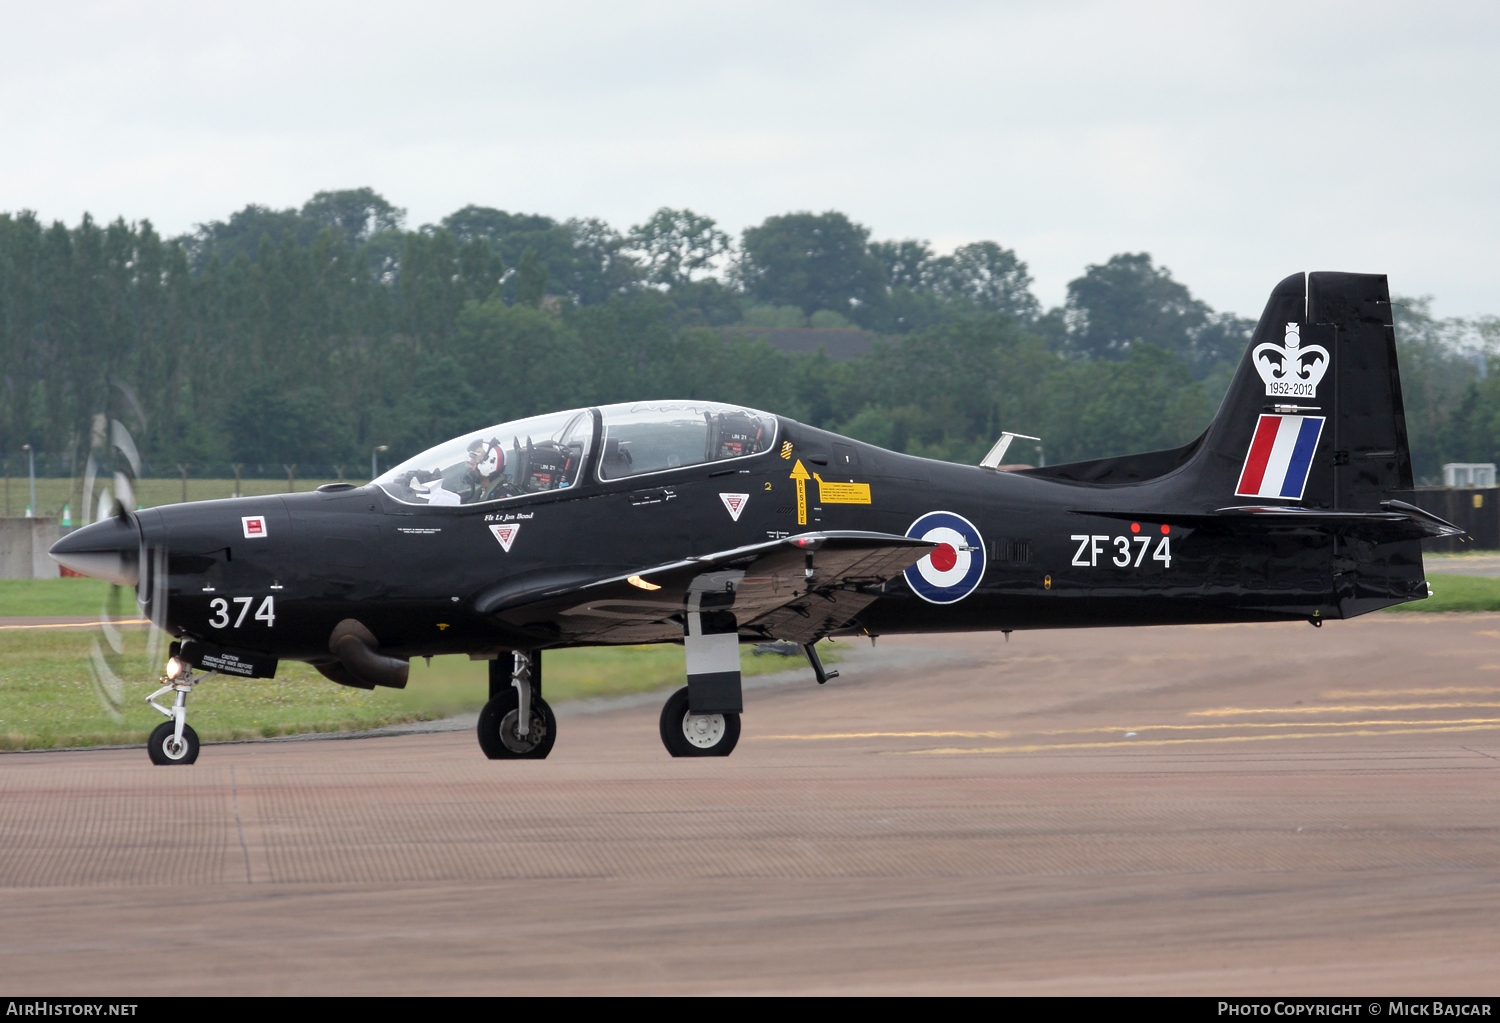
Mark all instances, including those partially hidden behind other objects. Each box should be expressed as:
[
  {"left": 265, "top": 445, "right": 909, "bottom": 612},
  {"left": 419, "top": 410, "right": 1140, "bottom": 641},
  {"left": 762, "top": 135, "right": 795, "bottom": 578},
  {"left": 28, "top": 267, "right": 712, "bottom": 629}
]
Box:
[
  {"left": 477, "top": 651, "right": 556, "bottom": 759},
  {"left": 144, "top": 669, "right": 217, "bottom": 765},
  {"left": 660, "top": 601, "right": 742, "bottom": 758}
]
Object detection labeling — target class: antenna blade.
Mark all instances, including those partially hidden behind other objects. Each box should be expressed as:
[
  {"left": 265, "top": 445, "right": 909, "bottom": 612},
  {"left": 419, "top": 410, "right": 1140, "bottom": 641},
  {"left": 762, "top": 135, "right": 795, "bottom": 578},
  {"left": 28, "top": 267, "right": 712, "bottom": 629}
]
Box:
[
  {"left": 979, "top": 435, "right": 1014, "bottom": 468},
  {"left": 979, "top": 431, "right": 1041, "bottom": 469}
]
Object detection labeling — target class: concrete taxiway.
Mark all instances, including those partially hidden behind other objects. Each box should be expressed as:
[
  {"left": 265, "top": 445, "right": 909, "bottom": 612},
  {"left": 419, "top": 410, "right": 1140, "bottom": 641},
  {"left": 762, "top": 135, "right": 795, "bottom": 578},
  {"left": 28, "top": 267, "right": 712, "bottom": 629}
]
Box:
[
  {"left": 1426, "top": 554, "right": 1500, "bottom": 577},
  {"left": 1, "top": 615, "right": 1498, "bottom": 995}
]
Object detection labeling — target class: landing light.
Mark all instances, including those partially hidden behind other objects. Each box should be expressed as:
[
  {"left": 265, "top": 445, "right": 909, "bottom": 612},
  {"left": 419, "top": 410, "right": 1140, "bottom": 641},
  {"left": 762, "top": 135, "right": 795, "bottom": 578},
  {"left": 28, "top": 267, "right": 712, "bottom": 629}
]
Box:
[
  {"left": 627, "top": 575, "right": 661, "bottom": 591},
  {"left": 165, "top": 657, "right": 186, "bottom": 680}
]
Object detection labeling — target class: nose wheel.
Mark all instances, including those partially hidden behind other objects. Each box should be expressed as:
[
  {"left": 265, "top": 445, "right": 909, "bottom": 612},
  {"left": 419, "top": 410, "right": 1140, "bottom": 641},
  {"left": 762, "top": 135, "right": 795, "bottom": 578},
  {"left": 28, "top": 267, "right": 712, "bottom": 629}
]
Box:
[
  {"left": 659, "top": 686, "right": 740, "bottom": 757},
  {"left": 148, "top": 721, "right": 200, "bottom": 764},
  {"left": 144, "top": 663, "right": 216, "bottom": 766}
]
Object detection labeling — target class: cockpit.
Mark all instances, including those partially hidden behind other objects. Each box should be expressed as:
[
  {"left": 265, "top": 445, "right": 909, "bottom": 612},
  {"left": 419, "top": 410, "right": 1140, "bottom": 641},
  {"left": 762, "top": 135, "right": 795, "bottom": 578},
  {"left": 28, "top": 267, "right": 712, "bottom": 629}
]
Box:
[
  {"left": 597, "top": 401, "right": 776, "bottom": 480},
  {"left": 374, "top": 401, "right": 778, "bottom": 507}
]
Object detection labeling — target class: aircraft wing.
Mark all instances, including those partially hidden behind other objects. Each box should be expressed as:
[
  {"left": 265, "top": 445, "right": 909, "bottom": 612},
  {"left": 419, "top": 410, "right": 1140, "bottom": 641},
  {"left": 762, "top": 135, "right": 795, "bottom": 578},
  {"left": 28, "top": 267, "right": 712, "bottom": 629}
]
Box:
[{"left": 478, "top": 530, "right": 936, "bottom": 646}]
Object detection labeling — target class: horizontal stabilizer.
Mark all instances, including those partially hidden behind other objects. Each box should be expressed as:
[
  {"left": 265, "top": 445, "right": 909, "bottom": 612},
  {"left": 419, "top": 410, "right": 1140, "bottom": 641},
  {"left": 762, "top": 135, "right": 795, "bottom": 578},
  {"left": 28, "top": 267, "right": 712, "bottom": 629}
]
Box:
[{"left": 1078, "top": 500, "right": 1464, "bottom": 542}]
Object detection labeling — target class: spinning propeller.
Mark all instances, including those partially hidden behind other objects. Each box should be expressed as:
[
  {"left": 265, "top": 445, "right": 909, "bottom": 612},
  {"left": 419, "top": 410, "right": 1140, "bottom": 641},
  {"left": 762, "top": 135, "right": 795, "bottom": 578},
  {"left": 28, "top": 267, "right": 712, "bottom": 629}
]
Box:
[{"left": 62, "top": 416, "right": 175, "bottom": 751}]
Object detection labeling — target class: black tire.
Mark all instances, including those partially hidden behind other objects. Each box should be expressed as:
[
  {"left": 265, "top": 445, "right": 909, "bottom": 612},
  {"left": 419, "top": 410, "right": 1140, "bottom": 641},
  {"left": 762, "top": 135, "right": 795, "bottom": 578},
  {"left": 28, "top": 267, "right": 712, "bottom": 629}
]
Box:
[
  {"left": 658, "top": 686, "right": 740, "bottom": 758},
  {"left": 477, "top": 688, "right": 556, "bottom": 759},
  {"left": 147, "top": 721, "right": 200, "bottom": 765}
]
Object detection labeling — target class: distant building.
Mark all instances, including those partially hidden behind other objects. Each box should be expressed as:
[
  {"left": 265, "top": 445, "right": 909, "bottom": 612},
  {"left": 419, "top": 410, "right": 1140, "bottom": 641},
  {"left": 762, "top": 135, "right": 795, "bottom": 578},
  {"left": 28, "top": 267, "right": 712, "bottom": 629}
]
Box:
[
  {"left": 1443, "top": 463, "right": 1496, "bottom": 488},
  {"left": 0, "top": 518, "right": 60, "bottom": 578},
  {"left": 719, "top": 327, "right": 878, "bottom": 361},
  {"left": 1416, "top": 467, "right": 1500, "bottom": 550}
]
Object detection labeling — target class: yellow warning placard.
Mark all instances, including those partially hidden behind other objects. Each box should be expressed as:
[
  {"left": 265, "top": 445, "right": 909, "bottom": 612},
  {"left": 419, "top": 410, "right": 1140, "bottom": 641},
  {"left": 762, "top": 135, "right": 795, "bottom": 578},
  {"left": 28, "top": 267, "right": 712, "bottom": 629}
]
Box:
[
  {"left": 814, "top": 473, "right": 871, "bottom": 504},
  {"left": 790, "top": 460, "right": 810, "bottom": 524}
]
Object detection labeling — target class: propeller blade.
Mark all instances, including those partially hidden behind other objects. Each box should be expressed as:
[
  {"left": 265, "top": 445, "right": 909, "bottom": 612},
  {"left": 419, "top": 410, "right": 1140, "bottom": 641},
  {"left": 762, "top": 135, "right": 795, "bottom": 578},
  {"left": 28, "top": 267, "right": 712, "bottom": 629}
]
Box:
[
  {"left": 86, "top": 636, "right": 126, "bottom": 724},
  {"left": 141, "top": 544, "right": 169, "bottom": 670},
  {"left": 100, "top": 599, "right": 126, "bottom": 656},
  {"left": 110, "top": 419, "right": 142, "bottom": 477},
  {"left": 88, "top": 582, "right": 129, "bottom": 723},
  {"left": 73, "top": 406, "right": 167, "bottom": 723},
  {"left": 81, "top": 454, "right": 98, "bottom": 527},
  {"left": 113, "top": 472, "right": 135, "bottom": 517}
]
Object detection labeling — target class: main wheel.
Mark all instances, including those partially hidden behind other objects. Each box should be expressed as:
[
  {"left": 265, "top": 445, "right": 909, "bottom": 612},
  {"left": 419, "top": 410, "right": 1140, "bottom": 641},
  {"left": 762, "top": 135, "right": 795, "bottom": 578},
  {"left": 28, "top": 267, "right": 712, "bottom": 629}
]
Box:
[
  {"left": 477, "top": 689, "right": 556, "bottom": 759},
  {"left": 147, "top": 721, "right": 200, "bottom": 765},
  {"left": 659, "top": 686, "right": 741, "bottom": 758}
]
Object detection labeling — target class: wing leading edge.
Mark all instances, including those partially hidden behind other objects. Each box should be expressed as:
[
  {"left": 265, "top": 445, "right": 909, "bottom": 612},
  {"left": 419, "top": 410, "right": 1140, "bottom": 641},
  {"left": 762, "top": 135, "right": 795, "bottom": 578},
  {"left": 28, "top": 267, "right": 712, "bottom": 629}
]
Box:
[{"left": 480, "top": 531, "right": 936, "bottom": 646}]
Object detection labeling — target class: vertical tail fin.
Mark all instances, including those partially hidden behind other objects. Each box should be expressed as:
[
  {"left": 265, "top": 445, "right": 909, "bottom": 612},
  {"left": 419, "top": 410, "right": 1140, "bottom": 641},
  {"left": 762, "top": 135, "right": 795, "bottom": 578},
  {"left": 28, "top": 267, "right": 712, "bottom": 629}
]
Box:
[
  {"left": 1016, "top": 271, "right": 1431, "bottom": 618},
  {"left": 1199, "top": 271, "right": 1412, "bottom": 510},
  {"left": 1016, "top": 271, "right": 1414, "bottom": 514}
]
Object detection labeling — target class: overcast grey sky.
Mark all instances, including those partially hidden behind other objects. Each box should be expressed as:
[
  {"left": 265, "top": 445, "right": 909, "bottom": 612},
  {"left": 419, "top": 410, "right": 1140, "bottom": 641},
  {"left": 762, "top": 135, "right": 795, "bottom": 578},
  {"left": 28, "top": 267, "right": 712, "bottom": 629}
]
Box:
[{"left": 2, "top": 1, "right": 1496, "bottom": 318}]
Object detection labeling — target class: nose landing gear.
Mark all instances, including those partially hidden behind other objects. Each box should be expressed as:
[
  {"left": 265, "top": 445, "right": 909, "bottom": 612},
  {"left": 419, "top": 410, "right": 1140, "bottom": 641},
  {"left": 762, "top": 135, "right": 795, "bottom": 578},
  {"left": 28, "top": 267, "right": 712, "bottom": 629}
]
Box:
[{"left": 144, "top": 663, "right": 217, "bottom": 765}]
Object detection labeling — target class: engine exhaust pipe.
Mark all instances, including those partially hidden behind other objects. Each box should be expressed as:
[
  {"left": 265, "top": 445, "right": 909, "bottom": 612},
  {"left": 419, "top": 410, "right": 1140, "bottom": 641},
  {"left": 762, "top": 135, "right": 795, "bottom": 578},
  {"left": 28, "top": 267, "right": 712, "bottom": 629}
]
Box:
[{"left": 328, "top": 619, "right": 409, "bottom": 689}]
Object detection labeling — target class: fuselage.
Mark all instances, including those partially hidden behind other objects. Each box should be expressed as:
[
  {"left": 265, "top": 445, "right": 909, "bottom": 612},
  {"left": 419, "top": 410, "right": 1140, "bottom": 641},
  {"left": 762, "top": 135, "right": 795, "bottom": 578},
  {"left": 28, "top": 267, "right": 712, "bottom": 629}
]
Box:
[{"left": 69, "top": 413, "right": 1424, "bottom": 667}]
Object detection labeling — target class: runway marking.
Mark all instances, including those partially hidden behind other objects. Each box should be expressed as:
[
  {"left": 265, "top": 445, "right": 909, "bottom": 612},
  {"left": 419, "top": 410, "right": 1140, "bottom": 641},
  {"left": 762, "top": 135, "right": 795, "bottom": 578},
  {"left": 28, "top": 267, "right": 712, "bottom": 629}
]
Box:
[
  {"left": 1045, "top": 717, "right": 1500, "bottom": 736},
  {"left": 759, "top": 718, "right": 1500, "bottom": 742},
  {"left": 759, "top": 730, "right": 1015, "bottom": 740},
  {"left": 1192, "top": 701, "right": 1500, "bottom": 717},
  {"left": 1321, "top": 687, "right": 1500, "bottom": 699},
  {"left": 892, "top": 721, "right": 1500, "bottom": 756},
  {"left": 0, "top": 619, "right": 150, "bottom": 631}
]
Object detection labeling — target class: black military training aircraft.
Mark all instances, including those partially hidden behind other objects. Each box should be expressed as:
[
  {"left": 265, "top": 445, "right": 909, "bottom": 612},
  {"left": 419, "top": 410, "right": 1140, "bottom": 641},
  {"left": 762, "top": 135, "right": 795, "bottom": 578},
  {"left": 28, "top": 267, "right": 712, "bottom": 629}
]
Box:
[{"left": 50, "top": 271, "right": 1463, "bottom": 765}]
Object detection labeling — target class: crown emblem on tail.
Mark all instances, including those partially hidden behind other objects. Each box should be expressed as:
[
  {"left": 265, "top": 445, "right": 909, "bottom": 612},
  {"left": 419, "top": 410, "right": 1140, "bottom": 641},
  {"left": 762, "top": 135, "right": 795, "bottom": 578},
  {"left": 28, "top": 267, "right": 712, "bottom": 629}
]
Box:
[{"left": 1253, "top": 323, "right": 1329, "bottom": 399}]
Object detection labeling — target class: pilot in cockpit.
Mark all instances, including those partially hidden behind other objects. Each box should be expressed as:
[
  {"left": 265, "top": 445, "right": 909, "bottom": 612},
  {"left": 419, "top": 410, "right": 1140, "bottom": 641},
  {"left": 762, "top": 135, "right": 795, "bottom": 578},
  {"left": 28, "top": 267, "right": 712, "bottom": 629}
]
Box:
[{"left": 461, "top": 438, "right": 508, "bottom": 502}]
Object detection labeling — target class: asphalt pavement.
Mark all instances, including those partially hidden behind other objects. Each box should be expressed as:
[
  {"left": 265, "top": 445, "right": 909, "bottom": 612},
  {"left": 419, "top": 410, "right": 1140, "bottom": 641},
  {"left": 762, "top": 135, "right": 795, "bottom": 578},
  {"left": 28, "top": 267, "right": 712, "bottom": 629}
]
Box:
[{"left": 1, "top": 616, "right": 1498, "bottom": 994}]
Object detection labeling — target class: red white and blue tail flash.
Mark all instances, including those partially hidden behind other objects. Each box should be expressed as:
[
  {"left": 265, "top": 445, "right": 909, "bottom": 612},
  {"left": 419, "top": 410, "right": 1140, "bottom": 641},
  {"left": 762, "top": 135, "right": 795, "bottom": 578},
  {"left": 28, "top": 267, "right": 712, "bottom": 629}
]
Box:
[{"left": 1235, "top": 414, "right": 1325, "bottom": 500}]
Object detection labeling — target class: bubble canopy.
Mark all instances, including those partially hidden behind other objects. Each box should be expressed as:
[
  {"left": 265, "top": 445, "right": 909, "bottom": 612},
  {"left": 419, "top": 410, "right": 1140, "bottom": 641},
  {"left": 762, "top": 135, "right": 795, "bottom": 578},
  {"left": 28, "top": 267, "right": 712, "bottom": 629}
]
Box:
[
  {"left": 376, "top": 409, "right": 594, "bottom": 506},
  {"left": 375, "top": 401, "right": 778, "bottom": 506},
  {"left": 597, "top": 401, "right": 777, "bottom": 480}
]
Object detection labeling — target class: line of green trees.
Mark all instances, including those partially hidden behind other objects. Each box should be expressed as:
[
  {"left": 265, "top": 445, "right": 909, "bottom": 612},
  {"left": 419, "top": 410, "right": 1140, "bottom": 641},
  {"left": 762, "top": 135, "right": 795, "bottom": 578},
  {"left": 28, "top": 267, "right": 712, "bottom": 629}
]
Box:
[{"left": 1, "top": 187, "right": 1495, "bottom": 482}]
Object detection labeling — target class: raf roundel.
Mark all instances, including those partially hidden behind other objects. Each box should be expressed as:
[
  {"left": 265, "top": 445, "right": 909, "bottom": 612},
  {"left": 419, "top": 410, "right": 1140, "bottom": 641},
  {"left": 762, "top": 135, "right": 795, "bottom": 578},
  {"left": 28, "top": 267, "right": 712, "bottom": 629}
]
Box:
[{"left": 903, "top": 511, "right": 986, "bottom": 604}]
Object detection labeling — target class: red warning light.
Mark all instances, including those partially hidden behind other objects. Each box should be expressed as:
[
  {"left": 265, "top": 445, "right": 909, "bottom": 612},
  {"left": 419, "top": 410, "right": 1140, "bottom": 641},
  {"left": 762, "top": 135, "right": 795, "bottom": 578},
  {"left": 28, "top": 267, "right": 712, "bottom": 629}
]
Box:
[
  {"left": 1161, "top": 524, "right": 1170, "bottom": 535},
  {"left": 1130, "top": 522, "right": 1140, "bottom": 533}
]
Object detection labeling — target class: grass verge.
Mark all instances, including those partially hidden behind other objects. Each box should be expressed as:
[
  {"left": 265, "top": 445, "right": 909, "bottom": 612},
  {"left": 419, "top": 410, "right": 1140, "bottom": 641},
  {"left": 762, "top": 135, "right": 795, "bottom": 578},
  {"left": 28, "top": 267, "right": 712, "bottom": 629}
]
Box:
[
  {"left": 0, "top": 626, "right": 836, "bottom": 750},
  {"left": 1383, "top": 574, "right": 1500, "bottom": 613},
  {"left": 0, "top": 578, "right": 114, "bottom": 617},
  {"left": 3, "top": 478, "right": 353, "bottom": 518}
]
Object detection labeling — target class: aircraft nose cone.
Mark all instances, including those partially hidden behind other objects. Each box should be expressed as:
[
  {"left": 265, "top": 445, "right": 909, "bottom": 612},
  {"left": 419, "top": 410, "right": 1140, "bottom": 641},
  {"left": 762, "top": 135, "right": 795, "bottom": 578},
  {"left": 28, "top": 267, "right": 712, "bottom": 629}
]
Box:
[{"left": 49, "top": 515, "right": 140, "bottom": 586}]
